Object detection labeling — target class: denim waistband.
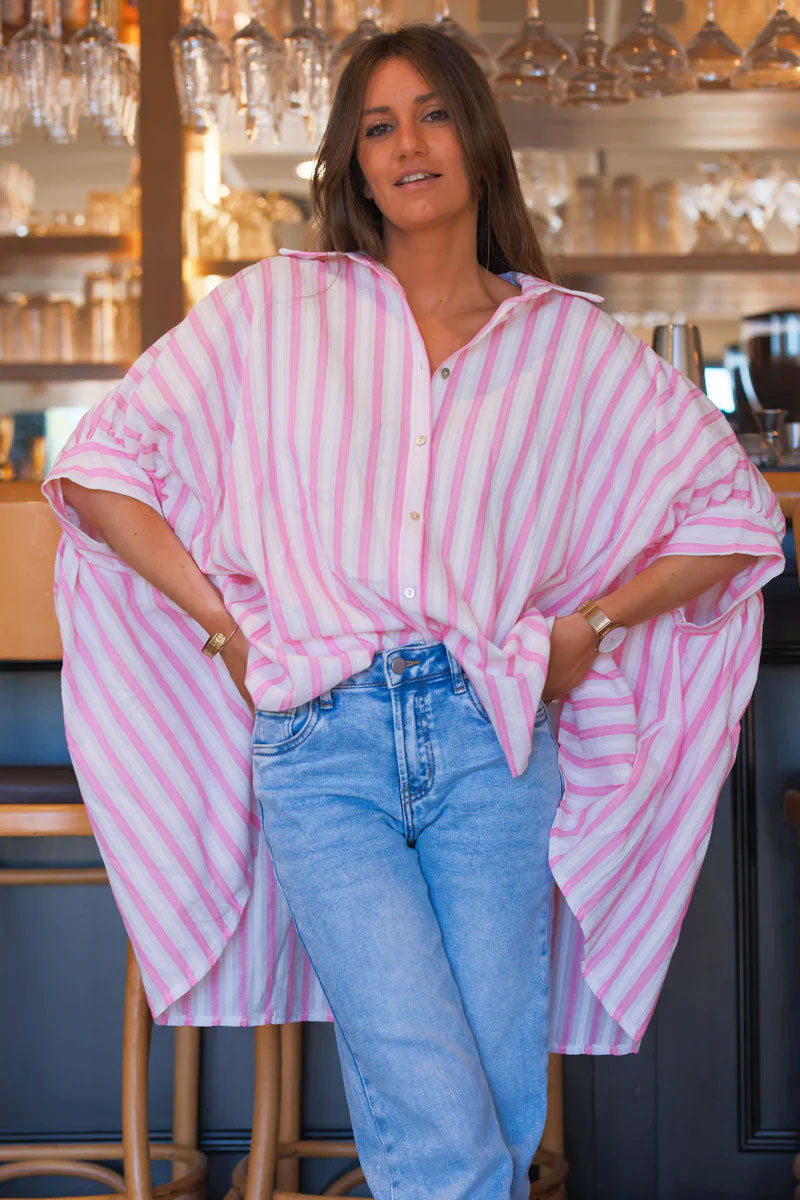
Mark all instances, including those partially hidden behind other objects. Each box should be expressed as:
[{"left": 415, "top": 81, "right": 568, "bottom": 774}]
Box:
[{"left": 320, "top": 640, "right": 467, "bottom": 708}]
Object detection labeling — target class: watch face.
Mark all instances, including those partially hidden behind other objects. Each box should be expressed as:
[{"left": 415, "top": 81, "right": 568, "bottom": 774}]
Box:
[{"left": 598, "top": 625, "right": 626, "bottom": 653}]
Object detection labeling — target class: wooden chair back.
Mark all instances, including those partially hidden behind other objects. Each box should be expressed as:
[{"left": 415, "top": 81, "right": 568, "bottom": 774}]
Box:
[{"left": 0, "top": 493, "right": 63, "bottom": 661}]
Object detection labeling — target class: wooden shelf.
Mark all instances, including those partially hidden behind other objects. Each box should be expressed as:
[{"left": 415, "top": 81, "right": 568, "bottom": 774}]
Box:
[
  {"left": 184, "top": 253, "right": 800, "bottom": 282},
  {"left": 184, "top": 252, "right": 800, "bottom": 322},
  {"left": 183, "top": 257, "right": 259, "bottom": 280},
  {"left": 0, "top": 363, "right": 129, "bottom": 383},
  {"left": 0, "top": 233, "right": 140, "bottom": 261},
  {"left": 554, "top": 254, "right": 800, "bottom": 275}
]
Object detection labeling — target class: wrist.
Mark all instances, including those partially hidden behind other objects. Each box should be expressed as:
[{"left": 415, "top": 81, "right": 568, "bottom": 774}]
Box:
[
  {"left": 574, "top": 597, "right": 626, "bottom": 652},
  {"left": 195, "top": 598, "right": 235, "bottom": 637}
]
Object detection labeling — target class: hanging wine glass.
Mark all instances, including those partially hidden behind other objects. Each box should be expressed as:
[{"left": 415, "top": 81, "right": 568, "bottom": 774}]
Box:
[
  {"left": 730, "top": 1, "right": 800, "bottom": 91},
  {"left": 433, "top": 0, "right": 498, "bottom": 79},
  {"left": 117, "top": 44, "right": 139, "bottom": 146},
  {"left": 610, "top": 0, "right": 696, "bottom": 98},
  {"left": 685, "top": 1, "right": 742, "bottom": 88},
  {"left": 559, "top": 0, "right": 632, "bottom": 108},
  {"left": 44, "top": 0, "right": 80, "bottom": 143},
  {"left": 492, "top": 0, "right": 576, "bottom": 104},
  {"left": 170, "top": 0, "right": 230, "bottom": 133},
  {"left": 230, "top": 0, "right": 285, "bottom": 143},
  {"left": 0, "top": 26, "right": 21, "bottom": 145},
  {"left": 328, "top": 0, "right": 384, "bottom": 93},
  {"left": 9, "top": 0, "right": 62, "bottom": 129},
  {"left": 71, "top": 1, "right": 122, "bottom": 130},
  {"left": 283, "top": 0, "right": 334, "bottom": 143}
]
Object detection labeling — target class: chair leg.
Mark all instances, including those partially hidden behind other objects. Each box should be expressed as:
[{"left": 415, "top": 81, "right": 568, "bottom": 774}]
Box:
[
  {"left": 172, "top": 1028, "right": 201, "bottom": 1179},
  {"left": 539, "top": 1054, "right": 564, "bottom": 1157},
  {"left": 276, "top": 1024, "right": 302, "bottom": 1196},
  {"left": 243, "top": 1025, "right": 281, "bottom": 1200},
  {"left": 122, "top": 940, "right": 153, "bottom": 1200}
]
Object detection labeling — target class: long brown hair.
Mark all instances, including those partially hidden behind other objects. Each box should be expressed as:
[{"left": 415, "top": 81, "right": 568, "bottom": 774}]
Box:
[{"left": 308, "top": 22, "right": 554, "bottom": 282}]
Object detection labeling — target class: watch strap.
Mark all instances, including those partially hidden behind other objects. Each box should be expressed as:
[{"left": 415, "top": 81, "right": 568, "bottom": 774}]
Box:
[
  {"left": 202, "top": 626, "right": 238, "bottom": 657},
  {"left": 575, "top": 598, "right": 623, "bottom": 650}
]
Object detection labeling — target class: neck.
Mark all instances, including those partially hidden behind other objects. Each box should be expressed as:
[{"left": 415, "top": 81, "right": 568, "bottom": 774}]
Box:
[{"left": 381, "top": 212, "right": 493, "bottom": 315}]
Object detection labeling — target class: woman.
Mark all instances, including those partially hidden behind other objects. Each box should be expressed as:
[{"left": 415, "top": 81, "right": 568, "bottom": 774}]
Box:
[{"left": 44, "top": 23, "right": 784, "bottom": 1200}]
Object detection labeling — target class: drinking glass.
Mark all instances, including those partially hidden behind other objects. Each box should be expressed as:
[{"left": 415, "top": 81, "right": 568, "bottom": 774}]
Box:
[
  {"left": 283, "top": 0, "right": 334, "bottom": 143},
  {"left": 433, "top": 0, "right": 498, "bottom": 79},
  {"left": 492, "top": 0, "right": 576, "bottom": 104},
  {"left": 610, "top": 0, "right": 696, "bottom": 98},
  {"left": 9, "top": 0, "right": 62, "bottom": 129},
  {"left": 685, "top": 1, "right": 742, "bottom": 89},
  {"left": 753, "top": 407, "right": 788, "bottom": 462},
  {"left": 71, "top": 1, "right": 122, "bottom": 130},
  {"left": 559, "top": 0, "right": 632, "bottom": 108},
  {"left": 230, "top": 0, "right": 285, "bottom": 143},
  {"left": 731, "top": 1, "right": 800, "bottom": 90},
  {"left": 0, "top": 30, "right": 20, "bottom": 145},
  {"left": 170, "top": 0, "right": 230, "bottom": 133},
  {"left": 44, "top": 0, "right": 80, "bottom": 143},
  {"left": 329, "top": 0, "right": 383, "bottom": 92}
]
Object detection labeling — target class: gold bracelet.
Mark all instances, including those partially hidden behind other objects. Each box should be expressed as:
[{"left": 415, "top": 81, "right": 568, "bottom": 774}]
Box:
[{"left": 201, "top": 626, "right": 239, "bottom": 658}]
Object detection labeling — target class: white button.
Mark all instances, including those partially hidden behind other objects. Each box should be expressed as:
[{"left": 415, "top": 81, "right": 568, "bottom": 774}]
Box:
[
  {"left": 403, "top": 585, "right": 416, "bottom": 598},
  {"left": 409, "top": 511, "right": 420, "bottom": 520},
  {"left": 415, "top": 434, "right": 426, "bottom": 445},
  {"left": 440, "top": 366, "right": 450, "bottom": 378}
]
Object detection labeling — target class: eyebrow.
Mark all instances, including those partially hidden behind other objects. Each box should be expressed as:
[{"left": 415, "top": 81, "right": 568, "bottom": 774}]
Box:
[{"left": 360, "top": 91, "right": 440, "bottom": 118}]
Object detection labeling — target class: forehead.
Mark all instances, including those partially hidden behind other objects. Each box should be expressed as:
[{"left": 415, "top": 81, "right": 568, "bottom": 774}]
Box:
[{"left": 362, "top": 56, "right": 435, "bottom": 101}]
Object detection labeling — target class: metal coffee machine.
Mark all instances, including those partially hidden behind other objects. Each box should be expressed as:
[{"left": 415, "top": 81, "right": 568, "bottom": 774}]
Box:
[{"left": 726, "top": 309, "right": 800, "bottom": 431}]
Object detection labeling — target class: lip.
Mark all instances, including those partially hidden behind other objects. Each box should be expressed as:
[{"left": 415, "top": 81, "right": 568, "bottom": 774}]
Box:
[{"left": 394, "top": 172, "right": 441, "bottom": 188}]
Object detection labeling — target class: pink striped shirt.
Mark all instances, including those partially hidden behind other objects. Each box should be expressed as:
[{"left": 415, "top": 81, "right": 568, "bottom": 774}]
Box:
[{"left": 42, "top": 247, "right": 785, "bottom": 1052}]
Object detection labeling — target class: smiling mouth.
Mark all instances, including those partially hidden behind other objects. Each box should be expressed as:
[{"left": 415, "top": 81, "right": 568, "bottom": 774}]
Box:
[{"left": 394, "top": 173, "right": 442, "bottom": 187}]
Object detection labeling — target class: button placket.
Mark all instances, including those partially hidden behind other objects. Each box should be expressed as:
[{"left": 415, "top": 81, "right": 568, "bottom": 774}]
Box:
[{"left": 399, "top": 347, "right": 432, "bottom": 610}]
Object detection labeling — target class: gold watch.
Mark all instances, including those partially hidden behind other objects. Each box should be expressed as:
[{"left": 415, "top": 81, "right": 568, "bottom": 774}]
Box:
[
  {"left": 201, "top": 626, "right": 239, "bottom": 657},
  {"left": 575, "top": 598, "right": 625, "bottom": 652}
]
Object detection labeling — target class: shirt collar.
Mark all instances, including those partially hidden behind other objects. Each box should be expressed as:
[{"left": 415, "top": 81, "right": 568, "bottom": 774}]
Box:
[{"left": 277, "top": 246, "right": 604, "bottom": 305}]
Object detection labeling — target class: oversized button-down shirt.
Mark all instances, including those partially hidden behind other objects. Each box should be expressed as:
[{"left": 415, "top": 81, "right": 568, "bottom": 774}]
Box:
[{"left": 42, "top": 247, "right": 785, "bottom": 1052}]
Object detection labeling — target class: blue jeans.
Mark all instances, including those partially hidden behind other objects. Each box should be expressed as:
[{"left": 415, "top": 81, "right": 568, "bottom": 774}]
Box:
[{"left": 251, "top": 640, "right": 564, "bottom": 1200}]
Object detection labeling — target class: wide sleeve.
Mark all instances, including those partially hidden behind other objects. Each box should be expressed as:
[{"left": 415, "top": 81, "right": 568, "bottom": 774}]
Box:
[
  {"left": 37, "top": 268, "right": 266, "bottom": 1025},
  {"left": 600, "top": 336, "right": 784, "bottom": 627},
  {"left": 42, "top": 338, "right": 173, "bottom": 566},
  {"left": 542, "top": 317, "right": 786, "bottom": 1055}
]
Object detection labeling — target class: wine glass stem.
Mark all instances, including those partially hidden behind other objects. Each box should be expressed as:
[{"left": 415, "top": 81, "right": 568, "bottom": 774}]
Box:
[
  {"left": 526, "top": 0, "right": 541, "bottom": 18},
  {"left": 706, "top": 0, "right": 715, "bottom": 19},
  {"left": 586, "top": 0, "right": 595, "bottom": 31},
  {"left": 30, "top": 0, "right": 47, "bottom": 21}
]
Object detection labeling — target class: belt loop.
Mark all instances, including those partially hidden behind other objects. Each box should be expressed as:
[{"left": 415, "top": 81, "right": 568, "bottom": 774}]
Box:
[
  {"left": 445, "top": 646, "right": 466, "bottom": 694},
  {"left": 319, "top": 687, "right": 334, "bottom": 709}
]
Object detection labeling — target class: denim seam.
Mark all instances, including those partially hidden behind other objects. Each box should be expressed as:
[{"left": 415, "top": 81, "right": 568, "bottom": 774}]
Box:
[{"left": 256, "top": 801, "right": 397, "bottom": 1200}]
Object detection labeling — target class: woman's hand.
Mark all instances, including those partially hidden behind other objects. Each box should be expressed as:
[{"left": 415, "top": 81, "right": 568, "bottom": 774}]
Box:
[
  {"left": 219, "top": 627, "right": 255, "bottom": 717},
  {"left": 542, "top": 614, "right": 598, "bottom": 702}
]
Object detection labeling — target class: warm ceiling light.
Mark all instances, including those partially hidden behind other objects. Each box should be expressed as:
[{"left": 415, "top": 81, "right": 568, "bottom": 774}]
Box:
[{"left": 295, "top": 159, "right": 316, "bottom": 180}]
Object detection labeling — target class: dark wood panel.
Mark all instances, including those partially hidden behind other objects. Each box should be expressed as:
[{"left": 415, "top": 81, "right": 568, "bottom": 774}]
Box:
[{"left": 139, "top": 0, "right": 184, "bottom": 348}]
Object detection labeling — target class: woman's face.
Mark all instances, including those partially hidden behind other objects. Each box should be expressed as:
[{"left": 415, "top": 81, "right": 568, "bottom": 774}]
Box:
[{"left": 354, "top": 56, "right": 475, "bottom": 237}]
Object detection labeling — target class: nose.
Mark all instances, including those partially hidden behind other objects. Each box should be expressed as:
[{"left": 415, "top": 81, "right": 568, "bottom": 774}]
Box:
[{"left": 394, "top": 117, "right": 428, "bottom": 159}]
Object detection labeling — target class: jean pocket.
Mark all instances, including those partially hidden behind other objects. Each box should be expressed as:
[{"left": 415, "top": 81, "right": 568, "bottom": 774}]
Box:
[
  {"left": 463, "top": 675, "right": 492, "bottom": 722},
  {"left": 252, "top": 699, "right": 320, "bottom": 756}
]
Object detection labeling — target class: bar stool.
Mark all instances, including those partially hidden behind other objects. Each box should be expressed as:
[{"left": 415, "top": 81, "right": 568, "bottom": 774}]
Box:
[
  {"left": 0, "top": 491, "right": 206, "bottom": 1200},
  {"left": 226, "top": 968, "right": 567, "bottom": 1200}
]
